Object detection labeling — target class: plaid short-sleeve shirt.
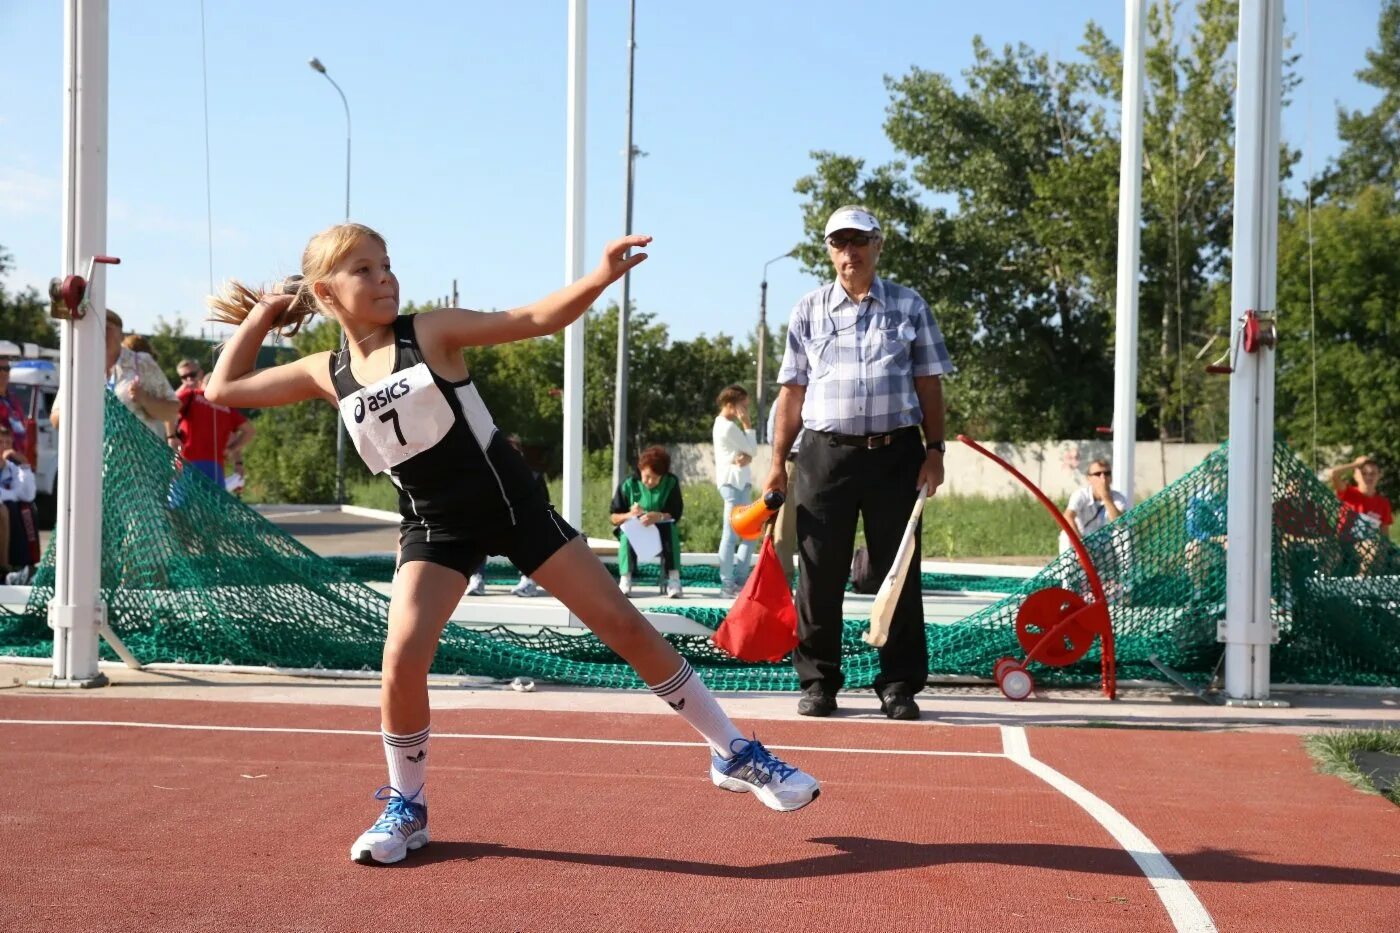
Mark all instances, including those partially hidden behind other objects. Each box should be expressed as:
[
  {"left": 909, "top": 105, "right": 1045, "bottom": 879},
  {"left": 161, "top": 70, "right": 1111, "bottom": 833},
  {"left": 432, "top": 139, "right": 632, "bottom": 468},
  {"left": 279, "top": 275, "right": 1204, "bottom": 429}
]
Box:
[{"left": 776, "top": 277, "right": 954, "bottom": 435}]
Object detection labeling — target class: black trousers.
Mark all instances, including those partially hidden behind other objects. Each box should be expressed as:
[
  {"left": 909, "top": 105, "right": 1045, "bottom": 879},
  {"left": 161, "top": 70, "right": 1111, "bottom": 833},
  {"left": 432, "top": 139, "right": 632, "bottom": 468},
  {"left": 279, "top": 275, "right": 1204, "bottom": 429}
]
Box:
[{"left": 793, "top": 429, "right": 928, "bottom": 696}]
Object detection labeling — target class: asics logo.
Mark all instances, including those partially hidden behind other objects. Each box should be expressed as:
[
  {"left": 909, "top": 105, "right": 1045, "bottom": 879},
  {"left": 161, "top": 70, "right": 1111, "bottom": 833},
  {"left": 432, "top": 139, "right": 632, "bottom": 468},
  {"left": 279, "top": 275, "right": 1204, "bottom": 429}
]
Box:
[
  {"left": 353, "top": 376, "right": 412, "bottom": 423},
  {"left": 406, "top": 750, "right": 426, "bottom": 763},
  {"left": 668, "top": 699, "right": 685, "bottom": 711}
]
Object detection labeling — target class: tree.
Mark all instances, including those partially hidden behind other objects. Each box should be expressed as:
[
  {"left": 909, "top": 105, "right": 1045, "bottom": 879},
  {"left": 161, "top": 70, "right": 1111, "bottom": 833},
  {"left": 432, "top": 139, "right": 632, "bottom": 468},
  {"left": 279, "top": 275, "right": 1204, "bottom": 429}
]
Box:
[
  {"left": 791, "top": 1, "right": 1267, "bottom": 444},
  {"left": 0, "top": 246, "right": 58, "bottom": 349},
  {"left": 1275, "top": 186, "right": 1400, "bottom": 496},
  {"left": 241, "top": 318, "right": 348, "bottom": 503},
  {"left": 1321, "top": 0, "right": 1400, "bottom": 199}
]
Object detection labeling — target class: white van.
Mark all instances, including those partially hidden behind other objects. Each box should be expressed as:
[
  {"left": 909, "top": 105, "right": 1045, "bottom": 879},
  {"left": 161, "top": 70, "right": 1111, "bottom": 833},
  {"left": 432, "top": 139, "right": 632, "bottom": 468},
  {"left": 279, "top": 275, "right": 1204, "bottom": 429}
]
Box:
[{"left": 7, "top": 359, "right": 59, "bottom": 525}]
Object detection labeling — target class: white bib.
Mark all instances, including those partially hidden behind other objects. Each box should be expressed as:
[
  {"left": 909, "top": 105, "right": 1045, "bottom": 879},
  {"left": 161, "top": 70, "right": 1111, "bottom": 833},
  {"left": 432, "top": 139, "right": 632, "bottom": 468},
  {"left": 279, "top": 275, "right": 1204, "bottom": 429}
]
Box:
[{"left": 339, "top": 362, "right": 455, "bottom": 474}]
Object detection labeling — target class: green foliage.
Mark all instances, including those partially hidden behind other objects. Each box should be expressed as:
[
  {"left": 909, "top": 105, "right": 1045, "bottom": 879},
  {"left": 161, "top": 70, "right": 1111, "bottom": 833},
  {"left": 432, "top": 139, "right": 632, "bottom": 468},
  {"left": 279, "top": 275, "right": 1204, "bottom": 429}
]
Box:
[
  {"left": 147, "top": 317, "right": 221, "bottom": 382},
  {"left": 1320, "top": 0, "right": 1400, "bottom": 199},
  {"left": 241, "top": 318, "right": 367, "bottom": 503},
  {"left": 1275, "top": 186, "right": 1400, "bottom": 496},
  {"left": 792, "top": 1, "right": 1258, "bottom": 444},
  {"left": 0, "top": 247, "right": 57, "bottom": 349},
  {"left": 1304, "top": 728, "right": 1400, "bottom": 803},
  {"left": 544, "top": 473, "right": 1058, "bottom": 559}
]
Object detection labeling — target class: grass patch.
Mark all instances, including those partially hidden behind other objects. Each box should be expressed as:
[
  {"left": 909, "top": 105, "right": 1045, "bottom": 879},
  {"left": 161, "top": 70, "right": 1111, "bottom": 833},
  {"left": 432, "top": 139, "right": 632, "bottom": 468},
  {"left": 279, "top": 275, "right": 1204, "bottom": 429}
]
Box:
[
  {"left": 348, "top": 474, "right": 1059, "bottom": 560},
  {"left": 1304, "top": 728, "right": 1400, "bottom": 804}
]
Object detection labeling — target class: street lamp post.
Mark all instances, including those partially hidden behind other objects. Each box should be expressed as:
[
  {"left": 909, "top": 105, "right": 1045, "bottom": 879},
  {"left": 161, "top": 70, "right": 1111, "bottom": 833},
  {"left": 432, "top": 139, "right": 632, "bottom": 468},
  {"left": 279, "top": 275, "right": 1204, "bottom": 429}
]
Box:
[
  {"left": 756, "top": 250, "right": 795, "bottom": 442},
  {"left": 309, "top": 56, "right": 351, "bottom": 505},
  {"left": 611, "top": 0, "right": 639, "bottom": 497}
]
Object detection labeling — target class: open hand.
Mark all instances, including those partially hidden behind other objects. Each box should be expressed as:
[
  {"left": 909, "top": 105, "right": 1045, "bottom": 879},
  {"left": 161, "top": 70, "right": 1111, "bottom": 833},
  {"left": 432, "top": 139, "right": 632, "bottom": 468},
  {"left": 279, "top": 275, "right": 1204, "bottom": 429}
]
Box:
[{"left": 593, "top": 235, "right": 652, "bottom": 288}]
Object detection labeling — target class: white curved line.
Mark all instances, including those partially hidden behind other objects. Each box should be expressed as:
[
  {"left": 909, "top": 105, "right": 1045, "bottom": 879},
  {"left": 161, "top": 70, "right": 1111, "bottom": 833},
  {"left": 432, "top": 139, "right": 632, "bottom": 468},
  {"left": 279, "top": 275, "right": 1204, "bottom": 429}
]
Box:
[{"left": 1001, "top": 726, "right": 1216, "bottom": 933}]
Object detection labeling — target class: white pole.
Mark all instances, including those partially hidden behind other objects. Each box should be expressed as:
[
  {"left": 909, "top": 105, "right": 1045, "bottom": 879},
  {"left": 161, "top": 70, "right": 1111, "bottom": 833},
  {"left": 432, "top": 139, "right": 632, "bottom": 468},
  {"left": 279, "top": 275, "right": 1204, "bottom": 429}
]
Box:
[
  {"left": 1223, "top": 0, "right": 1282, "bottom": 701},
  {"left": 561, "top": 0, "right": 587, "bottom": 528},
  {"left": 1112, "top": 0, "right": 1146, "bottom": 504},
  {"left": 48, "top": 0, "right": 110, "bottom": 685}
]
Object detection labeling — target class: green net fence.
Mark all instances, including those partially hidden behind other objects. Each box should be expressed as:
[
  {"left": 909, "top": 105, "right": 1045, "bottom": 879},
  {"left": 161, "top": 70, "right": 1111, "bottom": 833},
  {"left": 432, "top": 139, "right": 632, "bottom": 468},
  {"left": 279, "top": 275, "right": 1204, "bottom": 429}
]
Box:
[{"left": 2, "top": 392, "right": 1397, "bottom": 689}]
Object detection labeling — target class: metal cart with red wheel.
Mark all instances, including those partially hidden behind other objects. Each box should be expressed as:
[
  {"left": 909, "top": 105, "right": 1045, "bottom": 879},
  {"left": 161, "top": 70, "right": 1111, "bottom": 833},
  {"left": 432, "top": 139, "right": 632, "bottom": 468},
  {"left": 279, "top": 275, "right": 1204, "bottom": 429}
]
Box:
[{"left": 958, "top": 434, "right": 1117, "bottom": 701}]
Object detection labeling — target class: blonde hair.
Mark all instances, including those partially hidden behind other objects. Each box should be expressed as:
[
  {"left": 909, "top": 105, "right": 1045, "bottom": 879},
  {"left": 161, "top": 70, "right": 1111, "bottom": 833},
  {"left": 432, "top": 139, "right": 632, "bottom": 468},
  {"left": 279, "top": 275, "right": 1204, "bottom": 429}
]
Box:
[{"left": 206, "top": 222, "right": 387, "bottom": 338}]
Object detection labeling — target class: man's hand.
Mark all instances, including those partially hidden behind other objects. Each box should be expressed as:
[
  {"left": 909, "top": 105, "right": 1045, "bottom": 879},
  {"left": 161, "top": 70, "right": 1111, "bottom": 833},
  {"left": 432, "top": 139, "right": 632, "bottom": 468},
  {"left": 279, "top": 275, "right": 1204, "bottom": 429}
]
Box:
[
  {"left": 735, "top": 452, "right": 752, "bottom": 467},
  {"left": 763, "top": 463, "right": 788, "bottom": 500},
  {"left": 1089, "top": 470, "right": 1113, "bottom": 502},
  {"left": 916, "top": 451, "right": 945, "bottom": 497}
]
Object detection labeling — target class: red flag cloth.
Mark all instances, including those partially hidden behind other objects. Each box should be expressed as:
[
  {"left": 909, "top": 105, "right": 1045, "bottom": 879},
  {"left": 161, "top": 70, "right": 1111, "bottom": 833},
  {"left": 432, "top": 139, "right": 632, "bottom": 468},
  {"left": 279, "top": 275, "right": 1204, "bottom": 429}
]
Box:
[{"left": 713, "top": 536, "right": 798, "bottom": 662}]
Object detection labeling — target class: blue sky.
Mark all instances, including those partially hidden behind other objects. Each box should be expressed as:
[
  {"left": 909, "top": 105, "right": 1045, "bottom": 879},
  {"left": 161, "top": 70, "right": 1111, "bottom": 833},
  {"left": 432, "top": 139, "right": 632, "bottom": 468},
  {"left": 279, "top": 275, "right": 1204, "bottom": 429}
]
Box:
[{"left": 0, "top": 1, "right": 1384, "bottom": 346}]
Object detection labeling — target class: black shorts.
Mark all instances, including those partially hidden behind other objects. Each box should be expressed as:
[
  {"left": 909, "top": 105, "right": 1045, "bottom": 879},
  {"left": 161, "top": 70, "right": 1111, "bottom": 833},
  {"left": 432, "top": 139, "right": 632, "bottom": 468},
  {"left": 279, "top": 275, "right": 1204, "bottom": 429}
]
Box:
[{"left": 397, "top": 504, "right": 580, "bottom": 578}]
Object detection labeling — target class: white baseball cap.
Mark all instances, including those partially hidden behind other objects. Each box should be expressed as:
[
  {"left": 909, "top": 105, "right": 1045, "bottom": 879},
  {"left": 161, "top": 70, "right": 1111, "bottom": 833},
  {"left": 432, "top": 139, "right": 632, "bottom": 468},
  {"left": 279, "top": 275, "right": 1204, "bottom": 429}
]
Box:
[{"left": 824, "top": 207, "right": 881, "bottom": 238}]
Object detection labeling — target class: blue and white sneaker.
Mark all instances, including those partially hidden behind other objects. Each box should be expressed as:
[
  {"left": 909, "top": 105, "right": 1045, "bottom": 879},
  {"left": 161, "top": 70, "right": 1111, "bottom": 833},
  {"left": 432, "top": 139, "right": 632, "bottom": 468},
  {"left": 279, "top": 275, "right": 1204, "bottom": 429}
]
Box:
[
  {"left": 350, "top": 785, "right": 429, "bottom": 865},
  {"left": 710, "top": 737, "right": 820, "bottom": 812}
]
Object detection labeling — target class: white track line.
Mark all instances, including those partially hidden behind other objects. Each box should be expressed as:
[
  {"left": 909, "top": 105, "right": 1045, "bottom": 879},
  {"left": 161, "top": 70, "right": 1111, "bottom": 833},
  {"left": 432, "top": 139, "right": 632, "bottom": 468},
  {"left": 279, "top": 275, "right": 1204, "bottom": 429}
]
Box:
[
  {"left": 1001, "top": 726, "right": 1216, "bottom": 933},
  {"left": 0, "top": 718, "right": 999, "bottom": 757}
]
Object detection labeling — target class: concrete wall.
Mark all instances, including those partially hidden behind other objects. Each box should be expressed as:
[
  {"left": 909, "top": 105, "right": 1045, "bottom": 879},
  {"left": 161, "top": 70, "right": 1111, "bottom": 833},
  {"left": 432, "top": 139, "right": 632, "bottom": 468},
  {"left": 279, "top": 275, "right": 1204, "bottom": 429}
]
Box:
[{"left": 670, "top": 439, "right": 1218, "bottom": 501}]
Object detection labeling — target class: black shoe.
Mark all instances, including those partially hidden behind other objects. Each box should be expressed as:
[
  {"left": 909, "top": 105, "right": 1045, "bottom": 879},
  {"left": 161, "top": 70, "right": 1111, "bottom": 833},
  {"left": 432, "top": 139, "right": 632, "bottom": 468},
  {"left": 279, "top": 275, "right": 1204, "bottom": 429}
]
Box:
[
  {"left": 879, "top": 688, "right": 921, "bottom": 721},
  {"left": 797, "top": 686, "right": 837, "bottom": 717}
]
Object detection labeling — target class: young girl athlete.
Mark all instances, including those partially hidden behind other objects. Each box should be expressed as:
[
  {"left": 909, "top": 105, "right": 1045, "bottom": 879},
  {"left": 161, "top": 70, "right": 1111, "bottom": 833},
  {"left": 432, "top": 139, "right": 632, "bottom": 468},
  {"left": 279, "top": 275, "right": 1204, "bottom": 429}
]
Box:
[{"left": 204, "top": 223, "right": 820, "bottom": 865}]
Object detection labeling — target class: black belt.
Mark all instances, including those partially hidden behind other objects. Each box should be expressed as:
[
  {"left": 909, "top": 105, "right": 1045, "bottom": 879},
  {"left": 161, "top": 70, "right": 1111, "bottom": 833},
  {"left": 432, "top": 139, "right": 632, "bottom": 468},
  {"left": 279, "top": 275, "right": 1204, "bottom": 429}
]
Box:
[{"left": 818, "top": 427, "right": 918, "bottom": 449}]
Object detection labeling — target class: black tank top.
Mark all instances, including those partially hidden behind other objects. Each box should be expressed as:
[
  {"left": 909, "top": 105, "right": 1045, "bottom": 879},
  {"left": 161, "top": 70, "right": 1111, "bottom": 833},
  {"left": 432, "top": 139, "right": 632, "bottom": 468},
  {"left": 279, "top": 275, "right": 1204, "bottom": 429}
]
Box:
[{"left": 329, "top": 315, "right": 544, "bottom": 534}]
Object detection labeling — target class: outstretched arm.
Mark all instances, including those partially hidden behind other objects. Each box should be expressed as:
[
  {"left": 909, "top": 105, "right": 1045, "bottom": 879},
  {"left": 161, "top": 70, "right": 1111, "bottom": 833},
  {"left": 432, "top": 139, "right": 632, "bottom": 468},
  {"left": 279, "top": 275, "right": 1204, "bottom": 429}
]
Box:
[
  {"left": 204, "top": 296, "right": 335, "bottom": 409},
  {"left": 418, "top": 235, "right": 651, "bottom": 350}
]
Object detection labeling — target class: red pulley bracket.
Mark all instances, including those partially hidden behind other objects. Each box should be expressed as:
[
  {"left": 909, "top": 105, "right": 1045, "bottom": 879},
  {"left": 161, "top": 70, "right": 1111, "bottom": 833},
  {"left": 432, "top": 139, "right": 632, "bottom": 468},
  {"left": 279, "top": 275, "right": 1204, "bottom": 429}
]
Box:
[{"left": 48, "top": 254, "right": 121, "bottom": 320}]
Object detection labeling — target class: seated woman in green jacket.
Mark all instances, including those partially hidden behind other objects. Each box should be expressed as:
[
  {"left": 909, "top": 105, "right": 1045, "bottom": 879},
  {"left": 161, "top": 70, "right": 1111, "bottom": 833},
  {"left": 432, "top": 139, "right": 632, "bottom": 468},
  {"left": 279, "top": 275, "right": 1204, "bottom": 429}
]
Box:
[{"left": 610, "top": 444, "right": 684, "bottom": 598}]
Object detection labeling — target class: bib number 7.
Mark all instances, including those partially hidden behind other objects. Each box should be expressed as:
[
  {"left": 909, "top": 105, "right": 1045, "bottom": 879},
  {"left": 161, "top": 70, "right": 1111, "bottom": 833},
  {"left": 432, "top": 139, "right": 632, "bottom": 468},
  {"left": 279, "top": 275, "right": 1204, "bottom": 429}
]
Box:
[{"left": 379, "top": 409, "right": 407, "bottom": 446}]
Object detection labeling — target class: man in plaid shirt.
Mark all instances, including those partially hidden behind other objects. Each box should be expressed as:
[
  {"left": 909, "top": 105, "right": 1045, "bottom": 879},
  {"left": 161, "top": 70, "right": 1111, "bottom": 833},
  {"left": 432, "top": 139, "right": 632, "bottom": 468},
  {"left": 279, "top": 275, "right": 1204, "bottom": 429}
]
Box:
[{"left": 763, "top": 206, "right": 954, "bottom": 721}]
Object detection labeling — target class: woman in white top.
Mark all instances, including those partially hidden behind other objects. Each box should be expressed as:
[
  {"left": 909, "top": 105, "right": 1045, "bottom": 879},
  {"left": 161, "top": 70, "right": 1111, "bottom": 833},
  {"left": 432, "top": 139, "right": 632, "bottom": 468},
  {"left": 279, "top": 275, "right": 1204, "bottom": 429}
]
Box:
[{"left": 712, "top": 384, "right": 757, "bottom": 596}]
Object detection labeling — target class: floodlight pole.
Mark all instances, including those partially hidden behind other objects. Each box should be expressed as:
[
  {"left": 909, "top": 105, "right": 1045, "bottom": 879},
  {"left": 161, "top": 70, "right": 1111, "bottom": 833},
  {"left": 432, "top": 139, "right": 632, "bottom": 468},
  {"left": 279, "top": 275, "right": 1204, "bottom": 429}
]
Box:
[
  {"left": 309, "top": 56, "right": 351, "bottom": 505},
  {"left": 756, "top": 250, "right": 794, "bottom": 443},
  {"left": 611, "top": 0, "right": 638, "bottom": 496}
]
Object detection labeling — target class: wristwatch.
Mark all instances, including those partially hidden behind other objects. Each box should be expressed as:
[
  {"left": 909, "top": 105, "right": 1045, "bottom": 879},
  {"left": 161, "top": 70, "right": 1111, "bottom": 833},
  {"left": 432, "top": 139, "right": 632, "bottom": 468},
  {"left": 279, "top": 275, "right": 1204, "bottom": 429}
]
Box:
[{"left": 926, "top": 440, "right": 946, "bottom": 453}]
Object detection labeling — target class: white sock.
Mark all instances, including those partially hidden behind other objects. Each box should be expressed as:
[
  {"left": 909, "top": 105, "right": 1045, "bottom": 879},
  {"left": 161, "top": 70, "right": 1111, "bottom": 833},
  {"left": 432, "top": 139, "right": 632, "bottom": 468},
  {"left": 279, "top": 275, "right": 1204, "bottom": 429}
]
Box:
[
  {"left": 382, "top": 725, "right": 430, "bottom": 805},
  {"left": 648, "top": 660, "right": 745, "bottom": 757}
]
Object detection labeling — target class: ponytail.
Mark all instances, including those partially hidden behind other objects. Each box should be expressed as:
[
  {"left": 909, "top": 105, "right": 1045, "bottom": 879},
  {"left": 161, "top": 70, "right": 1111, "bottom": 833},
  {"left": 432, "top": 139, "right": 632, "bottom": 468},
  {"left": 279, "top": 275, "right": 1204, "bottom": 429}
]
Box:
[{"left": 206, "top": 275, "right": 319, "bottom": 339}]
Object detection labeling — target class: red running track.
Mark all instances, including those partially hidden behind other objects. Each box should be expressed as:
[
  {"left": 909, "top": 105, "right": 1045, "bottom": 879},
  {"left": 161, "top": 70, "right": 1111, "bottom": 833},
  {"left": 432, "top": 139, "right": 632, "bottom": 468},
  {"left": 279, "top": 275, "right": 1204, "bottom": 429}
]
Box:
[{"left": 1, "top": 695, "right": 1397, "bottom": 932}]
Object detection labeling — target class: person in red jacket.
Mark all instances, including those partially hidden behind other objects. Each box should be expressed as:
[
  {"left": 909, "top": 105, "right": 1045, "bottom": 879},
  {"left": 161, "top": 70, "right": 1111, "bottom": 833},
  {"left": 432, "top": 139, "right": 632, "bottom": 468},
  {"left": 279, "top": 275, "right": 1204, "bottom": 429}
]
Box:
[
  {"left": 1329, "top": 455, "right": 1393, "bottom": 574},
  {"left": 174, "top": 359, "right": 255, "bottom": 490}
]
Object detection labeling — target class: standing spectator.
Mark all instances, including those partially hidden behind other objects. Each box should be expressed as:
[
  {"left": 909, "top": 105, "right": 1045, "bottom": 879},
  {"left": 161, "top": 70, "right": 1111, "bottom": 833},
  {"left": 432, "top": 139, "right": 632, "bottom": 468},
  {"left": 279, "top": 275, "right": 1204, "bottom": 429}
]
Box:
[
  {"left": 173, "top": 358, "right": 255, "bottom": 489},
  {"left": 51, "top": 310, "right": 180, "bottom": 438},
  {"left": 712, "top": 384, "right": 757, "bottom": 597},
  {"left": 610, "top": 445, "right": 684, "bottom": 598},
  {"left": 765, "top": 398, "right": 803, "bottom": 587},
  {"left": 1329, "top": 455, "right": 1393, "bottom": 574},
  {"left": 0, "top": 423, "right": 39, "bottom": 584},
  {"left": 0, "top": 358, "right": 29, "bottom": 453},
  {"left": 763, "top": 206, "right": 954, "bottom": 720}
]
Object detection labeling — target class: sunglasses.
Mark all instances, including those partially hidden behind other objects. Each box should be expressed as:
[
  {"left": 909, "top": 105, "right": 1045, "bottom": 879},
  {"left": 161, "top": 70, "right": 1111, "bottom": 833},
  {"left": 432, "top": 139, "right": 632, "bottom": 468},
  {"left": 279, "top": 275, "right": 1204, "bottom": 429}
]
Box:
[
  {"left": 1089, "top": 470, "right": 1112, "bottom": 477},
  {"left": 179, "top": 372, "right": 201, "bottom": 381},
  {"left": 827, "top": 232, "right": 877, "bottom": 249}
]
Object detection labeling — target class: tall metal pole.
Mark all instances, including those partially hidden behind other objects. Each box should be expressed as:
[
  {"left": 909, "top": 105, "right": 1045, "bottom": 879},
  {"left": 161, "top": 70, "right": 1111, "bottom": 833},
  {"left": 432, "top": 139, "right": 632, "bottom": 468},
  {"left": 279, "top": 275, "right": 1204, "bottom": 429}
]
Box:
[
  {"left": 309, "top": 56, "right": 351, "bottom": 505},
  {"left": 562, "top": 0, "right": 587, "bottom": 528},
  {"left": 1223, "top": 0, "right": 1283, "bottom": 701},
  {"left": 50, "top": 0, "right": 110, "bottom": 685},
  {"left": 610, "top": 0, "right": 637, "bottom": 496},
  {"left": 756, "top": 250, "right": 794, "bottom": 443},
  {"left": 1112, "top": 0, "right": 1146, "bottom": 504}
]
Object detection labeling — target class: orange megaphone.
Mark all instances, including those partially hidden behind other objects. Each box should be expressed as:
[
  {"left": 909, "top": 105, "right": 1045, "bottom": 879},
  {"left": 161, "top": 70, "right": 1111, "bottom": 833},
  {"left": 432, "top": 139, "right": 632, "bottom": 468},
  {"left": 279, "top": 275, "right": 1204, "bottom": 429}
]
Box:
[{"left": 730, "top": 490, "right": 786, "bottom": 540}]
